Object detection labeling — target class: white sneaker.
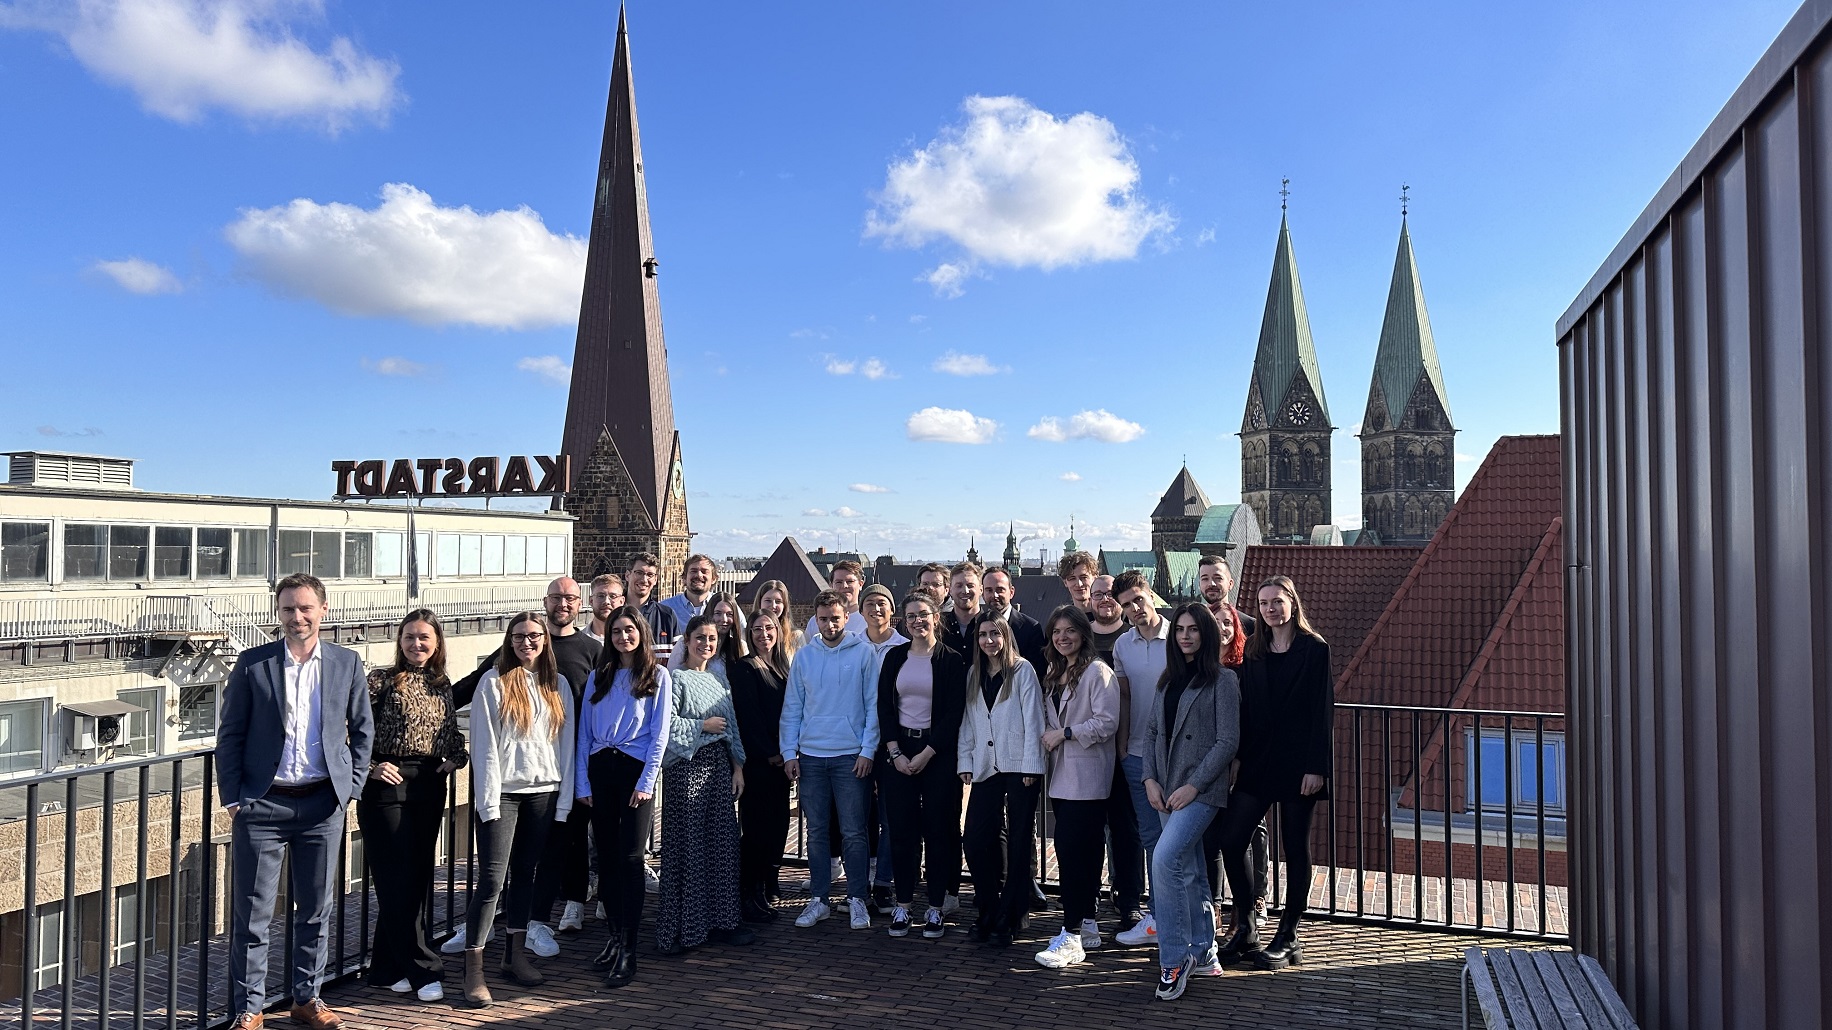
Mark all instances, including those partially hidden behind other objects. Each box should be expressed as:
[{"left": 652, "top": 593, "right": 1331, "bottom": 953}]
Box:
[
  {"left": 525, "top": 922, "right": 561, "bottom": 957},
  {"left": 795, "top": 899, "right": 831, "bottom": 927},
  {"left": 1193, "top": 951, "right": 1223, "bottom": 977},
  {"left": 644, "top": 865, "right": 661, "bottom": 894},
  {"left": 848, "top": 897, "right": 871, "bottom": 929},
  {"left": 941, "top": 893, "right": 960, "bottom": 916},
  {"left": 438, "top": 925, "right": 468, "bottom": 954},
  {"left": 1035, "top": 930, "right": 1086, "bottom": 969},
  {"left": 1079, "top": 918, "right": 1102, "bottom": 950},
  {"left": 594, "top": 901, "right": 606, "bottom": 922},
  {"left": 831, "top": 857, "right": 844, "bottom": 882},
  {"left": 558, "top": 901, "right": 585, "bottom": 932},
  {"left": 388, "top": 979, "right": 411, "bottom": 993},
  {"left": 415, "top": 982, "right": 445, "bottom": 1002},
  {"left": 1116, "top": 913, "right": 1157, "bottom": 947}
]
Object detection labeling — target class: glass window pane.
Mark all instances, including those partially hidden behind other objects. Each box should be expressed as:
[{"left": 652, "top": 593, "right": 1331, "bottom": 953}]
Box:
[
  {"left": 526, "top": 535, "right": 547, "bottom": 575},
  {"left": 113, "top": 886, "right": 140, "bottom": 965},
  {"left": 373, "top": 532, "right": 404, "bottom": 577},
  {"left": 436, "top": 535, "right": 459, "bottom": 577},
  {"left": 64, "top": 525, "right": 107, "bottom": 580},
  {"left": 311, "top": 532, "right": 341, "bottom": 579},
  {"left": 0, "top": 699, "right": 46, "bottom": 774},
  {"left": 2, "top": 522, "right": 51, "bottom": 581},
  {"left": 196, "top": 528, "right": 231, "bottom": 578},
  {"left": 504, "top": 536, "right": 526, "bottom": 575},
  {"left": 278, "top": 530, "right": 312, "bottom": 576},
  {"left": 459, "top": 535, "right": 482, "bottom": 576},
  {"left": 35, "top": 903, "right": 63, "bottom": 991},
  {"left": 548, "top": 537, "right": 567, "bottom": 578},
  {"left": 344, "top": 532, "right": 373, "bottom": 578},
  {"left": 482, "top": 535, "right": 504, "bottom": 575},
  {"left": 109, "top": 525, "right": 149, "bottom": 580},
  {"left": 177, "top": 685, "right": 216, "bottom": 740},
  {"left": 236, "top": 529, "right": 269, "bottom": 579},
  {"left": 118, "top": 688, "right": 160, "bottom": 756},
  {"left": 414, "top": 532, "right": 431, "bottom": 581},
  {"left": 153, "top": 527, "right": 192, "bottom": 579},
  {"left": 1476, "top": 735, "right": 1507, "bottom": 809}
]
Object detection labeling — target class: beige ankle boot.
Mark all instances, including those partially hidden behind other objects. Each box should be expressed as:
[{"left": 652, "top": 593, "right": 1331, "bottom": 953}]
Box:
[
  {"left": 460, "top": 948, "right": 492, "bottom": 1008},
  {"left": 501, "top": 930, "right": 545, "bottom": 986}
]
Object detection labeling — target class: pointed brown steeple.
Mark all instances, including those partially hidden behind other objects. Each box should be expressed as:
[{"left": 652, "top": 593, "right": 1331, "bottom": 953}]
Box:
[{"left": 563, "top": 5, "right": 677, "bottom": 529}]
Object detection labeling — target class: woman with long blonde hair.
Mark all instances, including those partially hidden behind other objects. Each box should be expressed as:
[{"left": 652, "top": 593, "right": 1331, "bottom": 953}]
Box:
[
  {"left": 461, "top": 613, "right": 575, "bottom": 1007},
  {"left": 750, "top": 579, "right": 803, "bottom": 653}
]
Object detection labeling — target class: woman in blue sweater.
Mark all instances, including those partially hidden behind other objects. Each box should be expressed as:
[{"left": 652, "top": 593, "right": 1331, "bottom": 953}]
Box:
[
  {"left": 656, "top": 615, "right": 752, "bottom": 954},
  {"left": 575, "top": 606, "right": 672, "bottom": 989}
]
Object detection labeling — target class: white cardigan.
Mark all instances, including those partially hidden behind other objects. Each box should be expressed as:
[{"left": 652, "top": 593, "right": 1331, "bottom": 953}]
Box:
[{"left": 956, "top": 658, "right": 1046, "bottom": 781}]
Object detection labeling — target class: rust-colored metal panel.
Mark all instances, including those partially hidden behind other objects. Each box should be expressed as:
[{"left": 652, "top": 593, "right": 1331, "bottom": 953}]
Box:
[{"left": 1559, "top": 4, "right": 1832, "bottom": 1027}]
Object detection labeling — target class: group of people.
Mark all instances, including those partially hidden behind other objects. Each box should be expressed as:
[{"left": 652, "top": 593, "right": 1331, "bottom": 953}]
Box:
[{"left": 214, "top": 547, "right": 1335, "bottom": 1028}]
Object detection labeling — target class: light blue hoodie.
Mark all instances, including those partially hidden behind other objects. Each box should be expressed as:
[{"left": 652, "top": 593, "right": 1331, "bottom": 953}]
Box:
[{"left": 780, "top": 631, "right": 879, "bottom": 760}]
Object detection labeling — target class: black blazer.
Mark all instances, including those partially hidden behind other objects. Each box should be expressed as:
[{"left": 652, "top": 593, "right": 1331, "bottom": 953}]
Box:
[
  {"left": 971, "top": 608, "right": 1048, "bottom": 678},
  {"left": 876, "top": 641, "right": 968, "bottom": 765},
  {"left": 216, "top": 639, "right": 374, "bottom": 808},
  {"left": 1234, "top": 632, "right": 1333, "bottom": 802},
  {"left": 728, "top": 656, "right": 787, "bottom": 765}
]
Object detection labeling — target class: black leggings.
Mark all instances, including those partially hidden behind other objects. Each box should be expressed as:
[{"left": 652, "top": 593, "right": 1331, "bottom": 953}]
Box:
[
  {"left": 1214, "top": 790, "right": 1317, "bottom": 915},
  {"left": 880, "top": 746, "right": 963, "bottom": 907},
  {"left": 738, "top": 758, "right": 792, "bottom": 895},
  {"left": 532, "top": 804, "right": 591, "bottom": 920},
  {"left": 962, "top": 773, "right": 1040, "bottom": 932},
  {"left": 587, "top": 748, "right": 656, "bottom": 940},
  {"left": 1050, "top": 798, "right": 1107, "bottom": 927},
  {"left": 1203, "top": 815, "right": 1267, "bottom": 905}
]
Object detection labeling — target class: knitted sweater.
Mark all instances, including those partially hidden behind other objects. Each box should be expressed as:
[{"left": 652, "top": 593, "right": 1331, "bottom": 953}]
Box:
[{"left": 665, "top": 667, "right": 746, "bottom": 768}]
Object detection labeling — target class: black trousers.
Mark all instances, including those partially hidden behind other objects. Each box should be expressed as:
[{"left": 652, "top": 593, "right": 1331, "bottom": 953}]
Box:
[
  {"left": 1203, "top": 813, "right": 1269, "bottom": 905},
  {"left": 962, "top": 772, "right": 1040, "bottom": 932},
  {"left": 587, "top": 748, "right": 656, "bottom": 941},
  {"left": 1050, "top": 797, "right": 1107, "bottom": 927},
  {"left": 1104, "top": 758, "right": 1143, "bottom": 913},
  {"left": 466, "top": 791, "right": 556, "bottom": 942},
  {"left": 738, "top": 757, "right": 791, "bottom": 895},
  {"left": 532, "top": 803, "right": 591, "bottom": 921},
  {"left": 356, "top": 758, "right": 448, "bottom": 987},
  {"left": 879, "top": 740, "right": 962, "bottom": 907},
  {"left": 1215, "top": 790, "right": 1318, "bottom": 916}
]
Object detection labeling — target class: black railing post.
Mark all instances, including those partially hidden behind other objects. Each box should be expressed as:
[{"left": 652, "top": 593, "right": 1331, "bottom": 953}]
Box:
[
  {"left": 135, "top": 764, "right": 150, "bottom": 1030},
  {"left": 1442, "top": 714, "right": 1453, "bottom": 926},
  {"left": 22, "top": 781, "right": 39, "bottom": 1030},
  {"left": 1411, "top": 710, "right": 1423, "bottom": 924},
  {"left": 100, "top": 770, "right": 116, "bottom": 1030},
  {"left": 1352, "top": 707, "right": 1363, "bottom": 916},
  {"left": 1473, "top": 715, "right": 1485, "bottom": 931},
  {"left": 166, "top": 758, "right": 182, "bottom": 1030},
  {"left": 62, "top": 776, "right": 78, "bottom": 1030},
  {"left": 1382, "top": 709, "right": 1393, "bottom": 919},
  {"left": 1503, "top": 716, "right": 1516, "bottom": 932},
  {"left": 198, "top": 755, "right": 215, "bottom": 1030},
  {"left": 1536, "top": 717, "right": 1548, "bottom": 934}
]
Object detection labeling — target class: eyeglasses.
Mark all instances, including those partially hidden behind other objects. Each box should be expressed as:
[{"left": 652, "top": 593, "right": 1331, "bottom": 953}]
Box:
[
  {"left": 546, "top": 594, "right": 581, "bottom": 604},
  {"left": 512, "top": 632, "right": 546, "bottom": 644},
  {"left": 1091, "top": 590, "right": 1113, "bottom": 599}
]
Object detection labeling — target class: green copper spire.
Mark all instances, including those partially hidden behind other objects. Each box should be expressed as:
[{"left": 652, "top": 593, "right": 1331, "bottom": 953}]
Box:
[
  {"left": 1242, "top": 212, "right": 1330, "bottom": 430},
  {"left": 1369, "top": 216, "right": 1453, "bottom": 427}
]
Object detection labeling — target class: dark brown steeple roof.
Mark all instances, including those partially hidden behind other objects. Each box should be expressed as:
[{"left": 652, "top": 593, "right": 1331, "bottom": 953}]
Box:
[
  {"left": 561, "top": 6, "right": 676, "bottom": 530},
  {"left": 1152, "top": 465, "right": 1210, "bottom": 518}
]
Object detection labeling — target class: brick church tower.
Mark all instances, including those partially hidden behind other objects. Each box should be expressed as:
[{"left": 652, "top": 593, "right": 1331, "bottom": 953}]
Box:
[
  {"left": 1359, "top": 211, "right": 1455, "bottom": 543},
  {"left": 561, "top": 9, "right": 692, "bottom": 587},
  {"left": 1240, "top": 201, "right": 1333, "bottom": 543}
]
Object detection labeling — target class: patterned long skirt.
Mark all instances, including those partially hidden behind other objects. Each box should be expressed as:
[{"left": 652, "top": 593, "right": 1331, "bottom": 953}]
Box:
[{"left": 655, "top": 740, "right": 742, "bottom": 951}]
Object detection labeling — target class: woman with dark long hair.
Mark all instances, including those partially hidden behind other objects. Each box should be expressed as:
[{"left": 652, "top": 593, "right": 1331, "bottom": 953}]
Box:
[
  {"left": 655, "top": 615, "right": 752, "bottom": 954},
  {"left": 667, "top": 591, "right": 746, "bottom": 676},
  {"left": 461, "top": 613, "right": 575, "bottom": 1008},
  {"left": 957, "top": 617, "right": 1046, "bottom": 947},
  {"left": 1140, "top": 603, "right": 1239, "bottom": 1002},
  {"left": 1201, "top": 603, "right": 1247, "bottom": 925},
  {"left": 574, "top": 606, "right": 672, "bottom": 988},
  {"left": 359, "top": 609, "right": 466, "bottom": 1003},
  {"left": 1213, "top": 576, "right": 1332, "bottom": 971},
  {"left": 731, "top": 609, "right": 793, "bottom": 920},
  {"left": 1034, "top": 605, "right": 1120, "bottom": 970}
]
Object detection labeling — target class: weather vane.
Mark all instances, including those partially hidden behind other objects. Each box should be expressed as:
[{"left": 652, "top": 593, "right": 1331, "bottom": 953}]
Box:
[
  {"left": 1280, "top": 177, "right": 1291, "bottom": 211},
  {"left": 1400, "top": 183, "right": 1410, "bottom": 218}
]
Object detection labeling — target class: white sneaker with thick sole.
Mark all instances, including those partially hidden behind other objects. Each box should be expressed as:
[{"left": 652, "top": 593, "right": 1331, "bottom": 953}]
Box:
[
  {"left": 848, "top": 897, "right": 871, "bottom": 930},
  {"left": 438, "top": 926, "right": 468, "bottom": 954},
  {"left": 415, "top": 982, "right": 445, "bottom": 1002},
  {"left": 388, "top": 979, "right": 411, "bottom": 993},
  {"left": 795, "top": 899, "right": 831, "bottom": 927},
  {"left": 525, "top": 922, "right": 561, "bottom": 957},
  {"left": 557, "top": 901, "right": 585, "bottom": 933},
  {"left": 1116, "top": 913, "right": 1157, "bottom": 947},
  {"left": 1079, "top": 918, "right": 1102, "bottom": 950},
  {"left": 1035, "top": 930, "right": 1087, "bottom": 969}
]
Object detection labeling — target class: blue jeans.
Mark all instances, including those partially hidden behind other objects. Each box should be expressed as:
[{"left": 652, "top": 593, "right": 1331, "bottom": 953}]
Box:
[
  {"left": 1121, "top": 754, "right": 1160, "bottom": 907},
  {"left": 799, "top": 754, "right": 871, "bottom": 901},
  {"left": 1153, "top": 801, "right": 1219, "bottom": 968}
]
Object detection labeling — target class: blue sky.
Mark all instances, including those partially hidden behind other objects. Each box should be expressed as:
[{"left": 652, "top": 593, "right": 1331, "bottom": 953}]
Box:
[{"left": 0, "top": 0, "right": 1799, "bottom": 561}]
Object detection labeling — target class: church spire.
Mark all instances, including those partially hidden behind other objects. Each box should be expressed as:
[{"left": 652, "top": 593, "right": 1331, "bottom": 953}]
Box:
[
  {"left": 1242, "top": 207, "right": 1330, "bottom": 432},
  {"left": 562, "top": 5, "right": 677, "bottom": 530},
  {"left": 1367, "top": 214, "right": 1452, "bottom": 430}
]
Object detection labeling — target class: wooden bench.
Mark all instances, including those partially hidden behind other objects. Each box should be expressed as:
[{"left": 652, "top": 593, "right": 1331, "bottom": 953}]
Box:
[{"left": 1462, "top": 948, "right": 1639, "bottom": 1029}]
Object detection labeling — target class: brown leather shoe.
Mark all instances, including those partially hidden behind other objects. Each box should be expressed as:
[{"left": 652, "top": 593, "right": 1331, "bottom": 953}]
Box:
[
  {"left": 230, "top": 1014, "right": 263, "bottom": 1030},
  {"left": 288, "top": 1000, "right": 343, "bottom": 1030}
]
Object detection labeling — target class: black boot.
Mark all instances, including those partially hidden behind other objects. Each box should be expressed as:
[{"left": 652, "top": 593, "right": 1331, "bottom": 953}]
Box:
[
  {"left": 1215, "top": 901, "right": 1262, "bottom": 966},
  {"left": 1253, "top": 906, "right": 1303, "bottom": 970},
  {"left": 593, "top": 931, "right": 622, "bottom": 969},
  {"left": 605, "top": 931, "right": 637, "bottom": 988},
  {"left": 741, "top": 886, "right": 777, "bottom": 924}
]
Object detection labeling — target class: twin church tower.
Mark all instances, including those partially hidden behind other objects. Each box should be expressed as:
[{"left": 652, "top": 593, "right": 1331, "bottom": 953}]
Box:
[{"left": 1237, "top": 194, "right": 1457, "bottom": 545}]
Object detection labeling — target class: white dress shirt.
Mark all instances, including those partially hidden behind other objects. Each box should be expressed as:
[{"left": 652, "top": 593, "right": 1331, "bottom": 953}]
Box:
[{"left": 275, "top": 642, "right": 331, "bottom": 785}]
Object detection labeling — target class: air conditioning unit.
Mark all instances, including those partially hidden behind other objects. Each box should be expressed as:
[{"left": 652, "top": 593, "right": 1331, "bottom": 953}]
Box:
[{"left": 62, "top": 699, "right": 145, "bottom": 754}]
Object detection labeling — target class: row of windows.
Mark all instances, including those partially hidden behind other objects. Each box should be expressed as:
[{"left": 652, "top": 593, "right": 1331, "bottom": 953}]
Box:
[
  {"left": 0, "top": 689, "right": 212, "bottom": 777},
  {"left": 0, "top": 522, "right": 568, "bottom": 585}
]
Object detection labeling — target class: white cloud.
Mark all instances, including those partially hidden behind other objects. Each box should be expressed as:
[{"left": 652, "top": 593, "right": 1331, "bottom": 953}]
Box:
[
  {"left": 824, "top": 356, "right": 896, "bottom": 379},
  {"left": 1027, "top": 409, "right": 1146, "bottom": 443},
  {"left": 850, "top": 483, "right": 892, "bottom": 494},
  {"left": 4, "top": 0, "right": 401, "bottom": 129},
  {"left": 802, "top": 508, "right": 828, "bottom": 517},
  {"left": 1455, "top": 452, "right": 1478, "bottom": 463},
  {"left": 516, "top": 355, "right": 570, "bottom": 385},
  {"left": 905, "top": 406, "right": 998, "bottom": 445},
  {"left": 38, "top": 424, "right": 104, "bottom": 437},
  {"left": 933, "top": 350, "right": 1004, "bottom": 376},
  {"left": 867, "top": 94, "right": 1175, "bottom": 275},
  {"left": 361, "top": 355, "right": 429, "bottom": 378},
  {"left": 1196, "top": 226, "right": 1217, "bottom": 245},
  {"left": 92, "top": 256, "right": 181, "bottom": 294},
  {"left": 835, "top": 506, "right": 865, "bottom": 518},
  {"left": 921, "top": 262, "right": 975, "bottom": 298},
  {"left": 824, "top": 357, "right": 855, "bottom": 375},
  {"left": 1060, "top": 471, "right": 1082, "bottom": 482},
  {"left": 224, "top": 183, "right": 586, "bottom": 328},
  {"left": 860, "top": 358, "right": 894, "bottom": 380}
]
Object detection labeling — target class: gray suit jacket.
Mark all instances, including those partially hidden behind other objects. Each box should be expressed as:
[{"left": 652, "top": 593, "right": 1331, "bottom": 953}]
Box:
[
  {"left": 1140, "top": 667, "right": 1241, "bottom": 811},
  {"left": 216, "top": 639, "right": 374, "bottom": 808}
]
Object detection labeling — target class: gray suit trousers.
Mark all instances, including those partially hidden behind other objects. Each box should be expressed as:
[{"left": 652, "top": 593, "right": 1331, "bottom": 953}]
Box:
[{"left": 229, "top": 784, "right": 344, "bottom": 1014}]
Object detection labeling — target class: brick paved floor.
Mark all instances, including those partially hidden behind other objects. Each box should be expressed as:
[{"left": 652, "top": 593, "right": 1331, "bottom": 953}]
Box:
[{"left": 319, "top": 899, "right": 1552, "bottom": 1030}]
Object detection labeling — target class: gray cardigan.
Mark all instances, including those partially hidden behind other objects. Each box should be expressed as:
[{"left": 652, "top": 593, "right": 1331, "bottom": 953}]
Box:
[{"left": 1140, "top": 667, "right": 1241, "bottom": 810}]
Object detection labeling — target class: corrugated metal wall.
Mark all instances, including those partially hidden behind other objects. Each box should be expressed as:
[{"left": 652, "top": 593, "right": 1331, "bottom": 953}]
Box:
[{"left": 1559, "top": 3, "right": 1832, "bottom": 1027}]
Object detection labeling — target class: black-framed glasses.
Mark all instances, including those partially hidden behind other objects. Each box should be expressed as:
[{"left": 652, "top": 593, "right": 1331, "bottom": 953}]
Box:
[{"left": 512, "top": 632, "right": 546, "bottom": 644}]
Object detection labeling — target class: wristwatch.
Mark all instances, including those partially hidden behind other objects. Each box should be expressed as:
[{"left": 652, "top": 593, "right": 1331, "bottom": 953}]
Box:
[{"left": 1064, "top": 724, "right": 1075, "bottom": 740}]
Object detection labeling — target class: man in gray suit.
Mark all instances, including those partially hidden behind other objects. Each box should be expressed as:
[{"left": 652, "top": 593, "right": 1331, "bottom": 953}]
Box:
[{"left": 217, "top": 573, "right": 373, "bottom": 1030}]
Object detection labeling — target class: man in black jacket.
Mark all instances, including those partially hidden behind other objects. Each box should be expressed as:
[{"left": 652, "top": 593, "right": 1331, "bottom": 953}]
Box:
[{"left": 972, "top": 566, "right": 1048, "bottom": 684}]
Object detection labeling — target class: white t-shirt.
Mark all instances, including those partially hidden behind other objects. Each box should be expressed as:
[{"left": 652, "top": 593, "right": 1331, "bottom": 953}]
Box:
[{"left": 1111, "top": 617, "right": 1170, "bottom": 758}]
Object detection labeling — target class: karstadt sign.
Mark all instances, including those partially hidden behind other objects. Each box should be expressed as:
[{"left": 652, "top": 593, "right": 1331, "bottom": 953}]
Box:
[{"left": 332, "top": 456, "right": 571, "bottom": 499}]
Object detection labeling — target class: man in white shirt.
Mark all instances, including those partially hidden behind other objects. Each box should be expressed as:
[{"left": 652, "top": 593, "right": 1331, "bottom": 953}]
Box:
[
  {"left": 806, "top": 559, "right": 868, "bottom": 639},
  {"left": 1109, "top": 569, "right": 1171, "bottom": 947}
]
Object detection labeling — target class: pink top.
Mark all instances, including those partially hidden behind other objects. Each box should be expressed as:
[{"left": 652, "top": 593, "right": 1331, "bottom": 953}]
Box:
[{"left": 895, "top": 652, "right": 934, "bottom": 730}]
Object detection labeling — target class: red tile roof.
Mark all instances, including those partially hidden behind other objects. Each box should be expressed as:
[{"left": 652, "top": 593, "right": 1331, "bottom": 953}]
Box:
[{"left": 1238, "top": 544, "right": 1425, "bottom": 686}]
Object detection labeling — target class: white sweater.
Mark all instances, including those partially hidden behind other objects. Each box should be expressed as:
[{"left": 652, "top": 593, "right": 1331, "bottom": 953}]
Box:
[
  {"left": 470, "top": 668, "right": 575, "bottom": 822},
  {"left": 957, "top": 658, "right": 1046, "bottom": 781}
]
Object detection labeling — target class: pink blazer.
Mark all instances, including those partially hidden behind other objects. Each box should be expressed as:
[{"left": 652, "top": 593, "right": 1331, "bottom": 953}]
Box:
[{"left": 1041, "top": 660, "right": 1120, "bottom": 800}]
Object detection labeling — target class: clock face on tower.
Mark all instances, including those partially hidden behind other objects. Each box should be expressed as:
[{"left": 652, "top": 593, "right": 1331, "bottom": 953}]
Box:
[
  {"left": 670, "top": 459, "right": 685, "bottom": 500},
  {"left": 1248, "top": 400, "right": 1267, "bottom": 430},
  {"left": 1286, "top": 400, "right": 1313, "bottom": 426}
]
